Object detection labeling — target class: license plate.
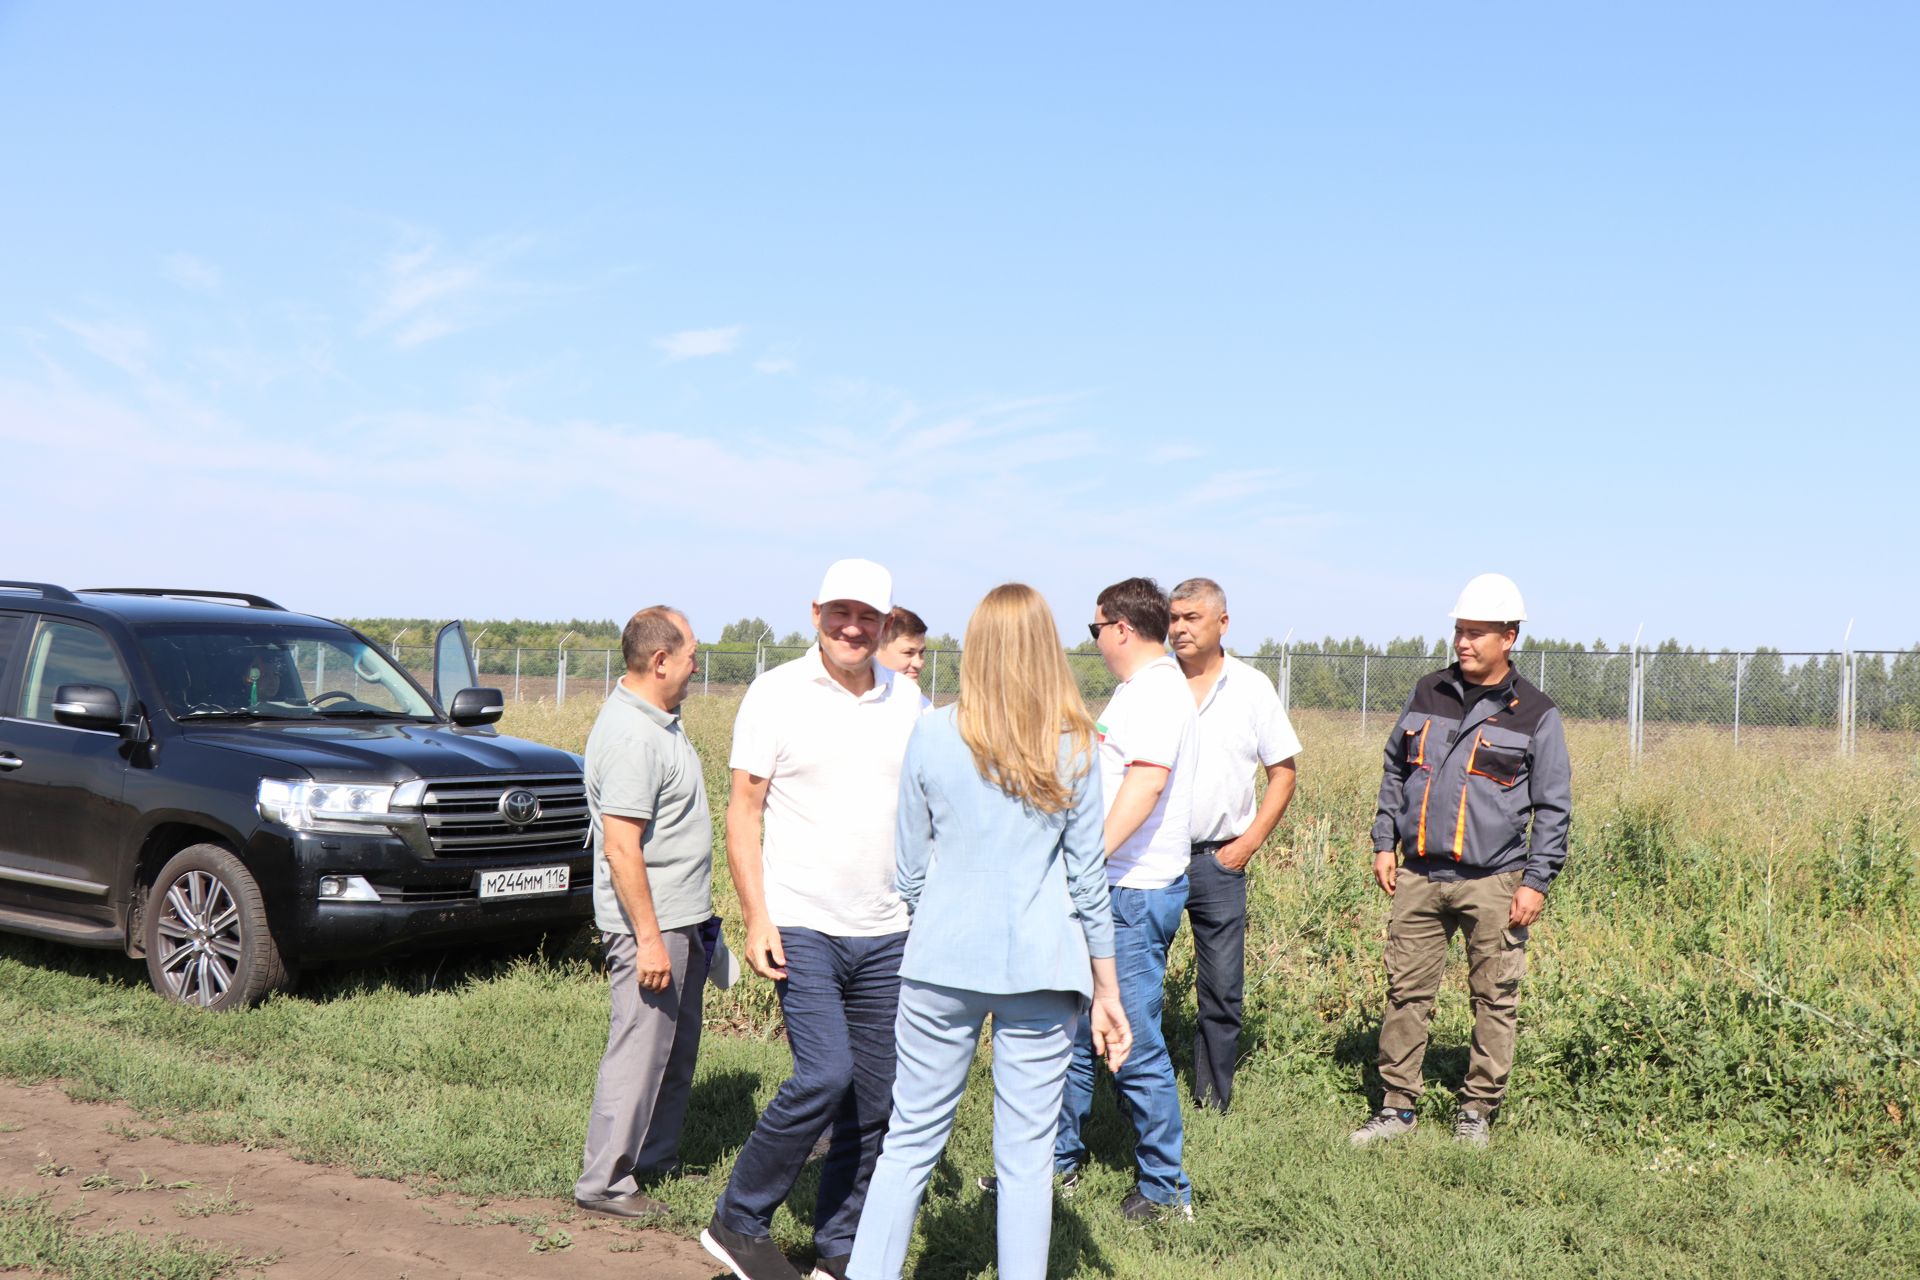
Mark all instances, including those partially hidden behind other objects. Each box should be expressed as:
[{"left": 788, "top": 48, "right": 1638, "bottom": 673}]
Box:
[{"left": 477, "top": 866, "right": 570, "bottom": 899}]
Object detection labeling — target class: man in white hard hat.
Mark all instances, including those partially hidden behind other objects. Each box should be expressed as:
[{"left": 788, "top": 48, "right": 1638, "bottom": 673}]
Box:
[
  {"left": 1350, "top": 573, "right": 1572, "bottom": 1150},
  {"left": 704, "top": 559, "right": 924, "bottom": 1280}
]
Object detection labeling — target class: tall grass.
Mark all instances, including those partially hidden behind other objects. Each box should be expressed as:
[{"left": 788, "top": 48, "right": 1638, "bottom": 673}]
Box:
[
  {"left": 504, "top": 696, "right": 1920, "bottom": 1181},
  {"left": 0, "top": 692, "right": 1913, "bottom": 1277}
]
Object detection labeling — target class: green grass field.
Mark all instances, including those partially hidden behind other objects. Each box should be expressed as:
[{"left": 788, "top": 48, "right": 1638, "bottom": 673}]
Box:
[{"left": 1, "top": 696, "right": 1915, "bottom": 1277}]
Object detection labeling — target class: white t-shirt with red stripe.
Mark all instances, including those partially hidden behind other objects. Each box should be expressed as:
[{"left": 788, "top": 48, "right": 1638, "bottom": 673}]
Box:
[{"left": 1095, "top": 654, "right": 1199, "bottom": 890}]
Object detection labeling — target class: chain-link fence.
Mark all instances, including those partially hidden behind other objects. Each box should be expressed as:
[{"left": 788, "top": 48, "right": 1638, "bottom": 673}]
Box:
[{"left": 389, "top": 642, "right": 1920, "bottom": 759}]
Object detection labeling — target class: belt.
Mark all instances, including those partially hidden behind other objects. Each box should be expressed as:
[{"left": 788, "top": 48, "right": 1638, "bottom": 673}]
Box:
[{"left": 1190, "top": 839, "right": 1231, "bottom": 853}]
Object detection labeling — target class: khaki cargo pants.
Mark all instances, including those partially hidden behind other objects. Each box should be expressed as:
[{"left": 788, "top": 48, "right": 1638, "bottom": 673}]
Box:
[{"left": 1376, "top": 868, "right": 1528, "bottom": 1113}]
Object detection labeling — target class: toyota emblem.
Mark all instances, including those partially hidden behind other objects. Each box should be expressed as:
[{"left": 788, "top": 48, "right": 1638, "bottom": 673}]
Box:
[{"left": 498, "top": 788, "right": 541, "bottom": 827}]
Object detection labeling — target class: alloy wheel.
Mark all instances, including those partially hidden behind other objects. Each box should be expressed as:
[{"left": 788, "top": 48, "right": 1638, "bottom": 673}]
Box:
[{"left": 153, "top": 869, "right": 244, "bottom": 1006}]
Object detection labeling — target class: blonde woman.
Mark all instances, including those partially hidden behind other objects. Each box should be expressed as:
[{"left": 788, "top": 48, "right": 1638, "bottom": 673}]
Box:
[{"left": 846, "top": 584, "right": 1130, "bottom": 1280}]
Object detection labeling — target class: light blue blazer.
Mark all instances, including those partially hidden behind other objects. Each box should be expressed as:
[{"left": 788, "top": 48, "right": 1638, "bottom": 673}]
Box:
[{"left": 894, "top": 706, "right": 1114, "bottom": 998}]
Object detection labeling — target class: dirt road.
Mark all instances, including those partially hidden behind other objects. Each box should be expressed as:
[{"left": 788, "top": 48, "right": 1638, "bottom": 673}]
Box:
[{"left": 0, "top": 1079, "right": 722, "bottom": 1279}]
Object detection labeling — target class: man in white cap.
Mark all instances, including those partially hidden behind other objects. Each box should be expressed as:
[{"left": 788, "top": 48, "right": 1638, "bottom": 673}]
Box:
[
  {"left": 704, "top": 559, "right": 925, "bottom": 1280},
  {"left": 1350, "top": 573, "right": 1572, "bottom": 1150}
]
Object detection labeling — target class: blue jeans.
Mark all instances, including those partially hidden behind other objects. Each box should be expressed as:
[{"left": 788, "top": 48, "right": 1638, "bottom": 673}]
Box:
[
  {"left": 1054, "top": 876, "right": 1191, "bottom": 1206},
  {"left": 715, "top": 928, "right": 906, "bottom": 1256},
  {"left": 848, "top": 981, "right": 1080, "bottom": 1280}
]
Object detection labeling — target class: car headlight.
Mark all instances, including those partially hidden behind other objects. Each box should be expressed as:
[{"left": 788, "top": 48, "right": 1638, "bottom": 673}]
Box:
[{"left": 257, "top": 778, "right": 396, "bottom": 832}]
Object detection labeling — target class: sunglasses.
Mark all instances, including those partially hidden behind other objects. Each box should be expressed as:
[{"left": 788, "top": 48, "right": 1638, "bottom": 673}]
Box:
[{"left": 1088, "top": 620, "right": 1123, "bottom": 641}]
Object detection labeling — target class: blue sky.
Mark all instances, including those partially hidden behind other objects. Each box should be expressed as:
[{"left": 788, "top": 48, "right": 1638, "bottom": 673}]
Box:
[{"left": 3, "top": 4, "right": 1915, "bottom": 651}]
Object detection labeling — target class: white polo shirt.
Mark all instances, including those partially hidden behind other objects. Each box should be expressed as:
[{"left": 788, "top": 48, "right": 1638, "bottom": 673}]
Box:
[
  {"left": 729, "top": 646, "right": 923, "bottom": 936},
  {"left": 1096, "top": 654, "right": 1199, "bottom": 890},
  {"left": 1189, "top": 654, "right": 1303, "bottom": 843}
]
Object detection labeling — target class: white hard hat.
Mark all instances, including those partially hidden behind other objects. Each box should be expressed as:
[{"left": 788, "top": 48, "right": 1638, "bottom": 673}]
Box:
[
  {"left": 1448, "top": 573, "right": 1527, "bottom": 623},
  {"left": 816, "top": 558, "right": 893, "bottom": 613}
]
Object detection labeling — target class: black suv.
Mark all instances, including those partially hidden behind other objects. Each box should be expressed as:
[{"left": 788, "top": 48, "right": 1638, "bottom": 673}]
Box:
[{"left": 0, "top": 583, "right": 590, "bottom": 1009}]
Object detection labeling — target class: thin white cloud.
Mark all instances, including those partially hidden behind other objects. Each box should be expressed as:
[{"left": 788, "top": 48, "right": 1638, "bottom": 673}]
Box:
[
  {"left": 754, "top": 357, "right": 797, "bottom": 375},
  {"left": 361, "top": 230, "right": 528, "bottom": 350},
  {"left": 657, "top": 325, "right": 744, "bottom": 360},
  {"left": 1177, "top": 468, "right": 1292, "bottom": 505},
  {"left": 162, "top": 252, "right": 222, "bottom": 294},
  {"left": 1152, "top": 443, "right": 1204, "bottom": 464},
  {"left": 55, "top": 316, "right": 152, "bottom": 376}
]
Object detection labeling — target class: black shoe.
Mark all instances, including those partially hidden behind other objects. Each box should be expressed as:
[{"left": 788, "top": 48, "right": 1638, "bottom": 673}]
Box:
[
  {"left": 1119, "top": 1189, "right": 1193, "bottom": 1222},
  {"left": 701, "top": 1216, "right": 804, "bottom": 1280},
  {"left": 573, "top": 1191, "right": 670, "bottom": 1219},
  {"left": 976, "top": 1165, "right": 1080, "bottom": 1197},
  {"left": 809, "top": 1254, "right": 851, "bottom": 1280}
]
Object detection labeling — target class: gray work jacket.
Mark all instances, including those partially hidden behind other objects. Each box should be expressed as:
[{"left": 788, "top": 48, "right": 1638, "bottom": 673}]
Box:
[{"left": 1370, "top": 664, "right": 1573, "bottom": 893}]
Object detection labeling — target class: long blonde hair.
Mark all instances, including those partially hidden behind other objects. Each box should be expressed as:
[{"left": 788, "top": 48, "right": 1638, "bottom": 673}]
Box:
[{"left": 956, "top": 583, "right": 1096, "bottom": 814}]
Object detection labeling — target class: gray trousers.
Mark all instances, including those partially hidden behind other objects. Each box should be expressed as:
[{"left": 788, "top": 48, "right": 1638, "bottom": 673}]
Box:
[{"left": 575, "top": 923, "right": 708, "bottom": 1201}]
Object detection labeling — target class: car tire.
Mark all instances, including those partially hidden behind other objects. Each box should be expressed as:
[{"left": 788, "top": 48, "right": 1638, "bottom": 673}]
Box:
[{"left": 143, "top": 844, "right": 288, "bottom": 1010}]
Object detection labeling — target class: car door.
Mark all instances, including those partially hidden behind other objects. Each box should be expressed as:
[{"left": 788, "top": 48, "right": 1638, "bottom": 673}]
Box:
[
  {"left": 0, "top": 614, "right": 40, "bottom": 909},
  {"left": 433, "top": 620, "right": 480, "bottom": 708},
  {"left": 0, "top": 616, "right": 135, "bottom": 924}
]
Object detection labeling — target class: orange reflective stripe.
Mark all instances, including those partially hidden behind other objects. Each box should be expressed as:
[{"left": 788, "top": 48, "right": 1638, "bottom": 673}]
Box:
[
  {"left": 1411, "top": 720, "right": 1430, "bottom": 767},
  {"left": 1416, "top": 774, "right": 1434, "bottom": 857},
  {"left": 1452, "top": 737, "right": 1477, "bottom": 859}
]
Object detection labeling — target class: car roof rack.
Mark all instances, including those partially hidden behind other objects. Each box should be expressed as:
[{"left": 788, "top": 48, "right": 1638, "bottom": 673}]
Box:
[
  {"left": 0, "top": 580, "right": 81, "bottom": 602},
  {"left": 83, "top": 588, "right": 287, "bottom": 611}
]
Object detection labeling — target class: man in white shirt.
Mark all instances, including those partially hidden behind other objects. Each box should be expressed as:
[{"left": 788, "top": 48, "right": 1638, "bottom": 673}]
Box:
[
  {"left": 703, "top": 560, "right": 925, "bottom": 1280},
  {"left": 1052, "top": 576, "right": 1198, "bottom": 1221},
  {"left": 1168, "top": 578, "right": 1301, "bottom": 1114}
]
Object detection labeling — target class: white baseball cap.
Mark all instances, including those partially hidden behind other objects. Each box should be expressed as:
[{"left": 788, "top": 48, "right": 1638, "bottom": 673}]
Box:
[{"left": 816, "top": 558, "right": 893, "bottom": 613}]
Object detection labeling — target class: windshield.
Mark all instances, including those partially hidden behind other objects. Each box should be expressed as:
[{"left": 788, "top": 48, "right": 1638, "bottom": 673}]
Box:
[{"left": 133, "top": 624, "right": 438, "bottom": 721}]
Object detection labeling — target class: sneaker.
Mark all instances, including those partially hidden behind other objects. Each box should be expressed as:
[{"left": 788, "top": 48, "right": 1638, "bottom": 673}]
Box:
[
  {"left": 701, "top": 1216, "right": 804, "bottom": 1280},
  {"left": 1348, "top": 1107, "right": 1418, "bottom": 1147},
  {"left": 573, "top": 1190, "right": 670, "bottom": 1219},
  {"left": 809, "top": 1254, "right": 850, "bottom": 1280},
  {"left": 1453, "top": 1107, "right": 1491, "bottom": 1148},
  {"left": 1119, "top": 1189, "right": 1193, "bottom": 1222},
  {"left": 976, "top": 1165, "right": 1080, "bottom": 1197}
]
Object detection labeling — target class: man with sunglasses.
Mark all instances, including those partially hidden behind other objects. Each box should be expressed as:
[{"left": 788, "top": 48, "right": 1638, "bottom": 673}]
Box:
[{"left": 1052, "top": 576, "right": 1199, "bottom": 1220}]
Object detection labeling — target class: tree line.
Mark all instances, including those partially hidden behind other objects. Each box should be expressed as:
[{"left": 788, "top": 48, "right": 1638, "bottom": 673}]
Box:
[{"left": 346, "top": 618, "right": 1920, "bottom": 730}]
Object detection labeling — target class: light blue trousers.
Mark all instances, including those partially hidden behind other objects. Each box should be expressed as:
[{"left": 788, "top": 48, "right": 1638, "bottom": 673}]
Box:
[{"left": 847, "top": 979, "right": 1081, "bottom": 1280}]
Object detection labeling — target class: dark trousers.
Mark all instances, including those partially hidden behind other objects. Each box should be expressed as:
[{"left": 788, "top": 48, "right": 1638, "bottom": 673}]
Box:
[
  {"left": 1186, "top": 845, "right": 1248, "bottom": 1111},
  {"left": 714, "top": 927, "right": 905, "bottom": 1257}
]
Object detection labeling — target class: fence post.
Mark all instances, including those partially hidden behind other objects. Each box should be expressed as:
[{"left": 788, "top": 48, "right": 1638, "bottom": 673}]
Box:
[
  {"left": 1360, "top": 653, "right": 1369, "bottom": 740},
  {"left": 929, "top": 649, "right": 939, "bottom": 704},
  {"left": 1733, "top": 652, "right": 1745, "bottom": 748},
  {"left": 703, "top": 646, "right": 710, "bottom": 697},
  {"left": 557, "top": 648, "right": 567, "bottom": 706},
  {"left": 1538, "top": 650, "right": 1546, "bottom": 693},
  {"left": 603, "top": 649, "right": 612, "bottom": 699},
  {"left": 1280, "top": 647, "right": 1291, "bottom": 712},
  {"left": 1851, "top": 652, "right": 1861, "bottom": 753},
  {"left": 514, "top": 648, "right": 522, "bottom": 702},
  {"left": 1627, "top": 646, "right": 1640, "bottom": 763}
]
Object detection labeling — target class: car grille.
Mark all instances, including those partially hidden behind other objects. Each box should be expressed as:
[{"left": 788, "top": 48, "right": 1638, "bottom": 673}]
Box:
[{"left": 414, "top": 775, "right": 589, "bottom": 859}]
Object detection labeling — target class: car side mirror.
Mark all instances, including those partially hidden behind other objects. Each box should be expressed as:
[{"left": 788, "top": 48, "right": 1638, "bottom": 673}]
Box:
[
  {"left": 52, "top": 683, "right": 124, "bottom": 732},
  {"left": 448, "top": 687, "right": 505, "bottom": 726}
]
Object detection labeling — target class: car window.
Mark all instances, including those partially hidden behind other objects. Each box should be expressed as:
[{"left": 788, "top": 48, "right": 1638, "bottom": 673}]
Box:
[
  {"left": 18, "top": 619, "right": 132, "bottom": 723},
  {"left": 0, "top": 614, "right": 21, "bottom": 680},
  {"left": 132, "top": 625, "right": 436, "bottom": 720}
]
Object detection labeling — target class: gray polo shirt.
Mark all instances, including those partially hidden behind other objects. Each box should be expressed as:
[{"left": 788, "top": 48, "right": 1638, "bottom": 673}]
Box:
[{"left": 585, "top": 680, "right": 713, "bottom": 934}]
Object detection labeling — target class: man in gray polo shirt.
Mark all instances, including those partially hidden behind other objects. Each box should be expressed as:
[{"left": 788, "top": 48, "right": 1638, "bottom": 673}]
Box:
[{"left": 574, "top": 606, "right": 713, "bottom": 1218}]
